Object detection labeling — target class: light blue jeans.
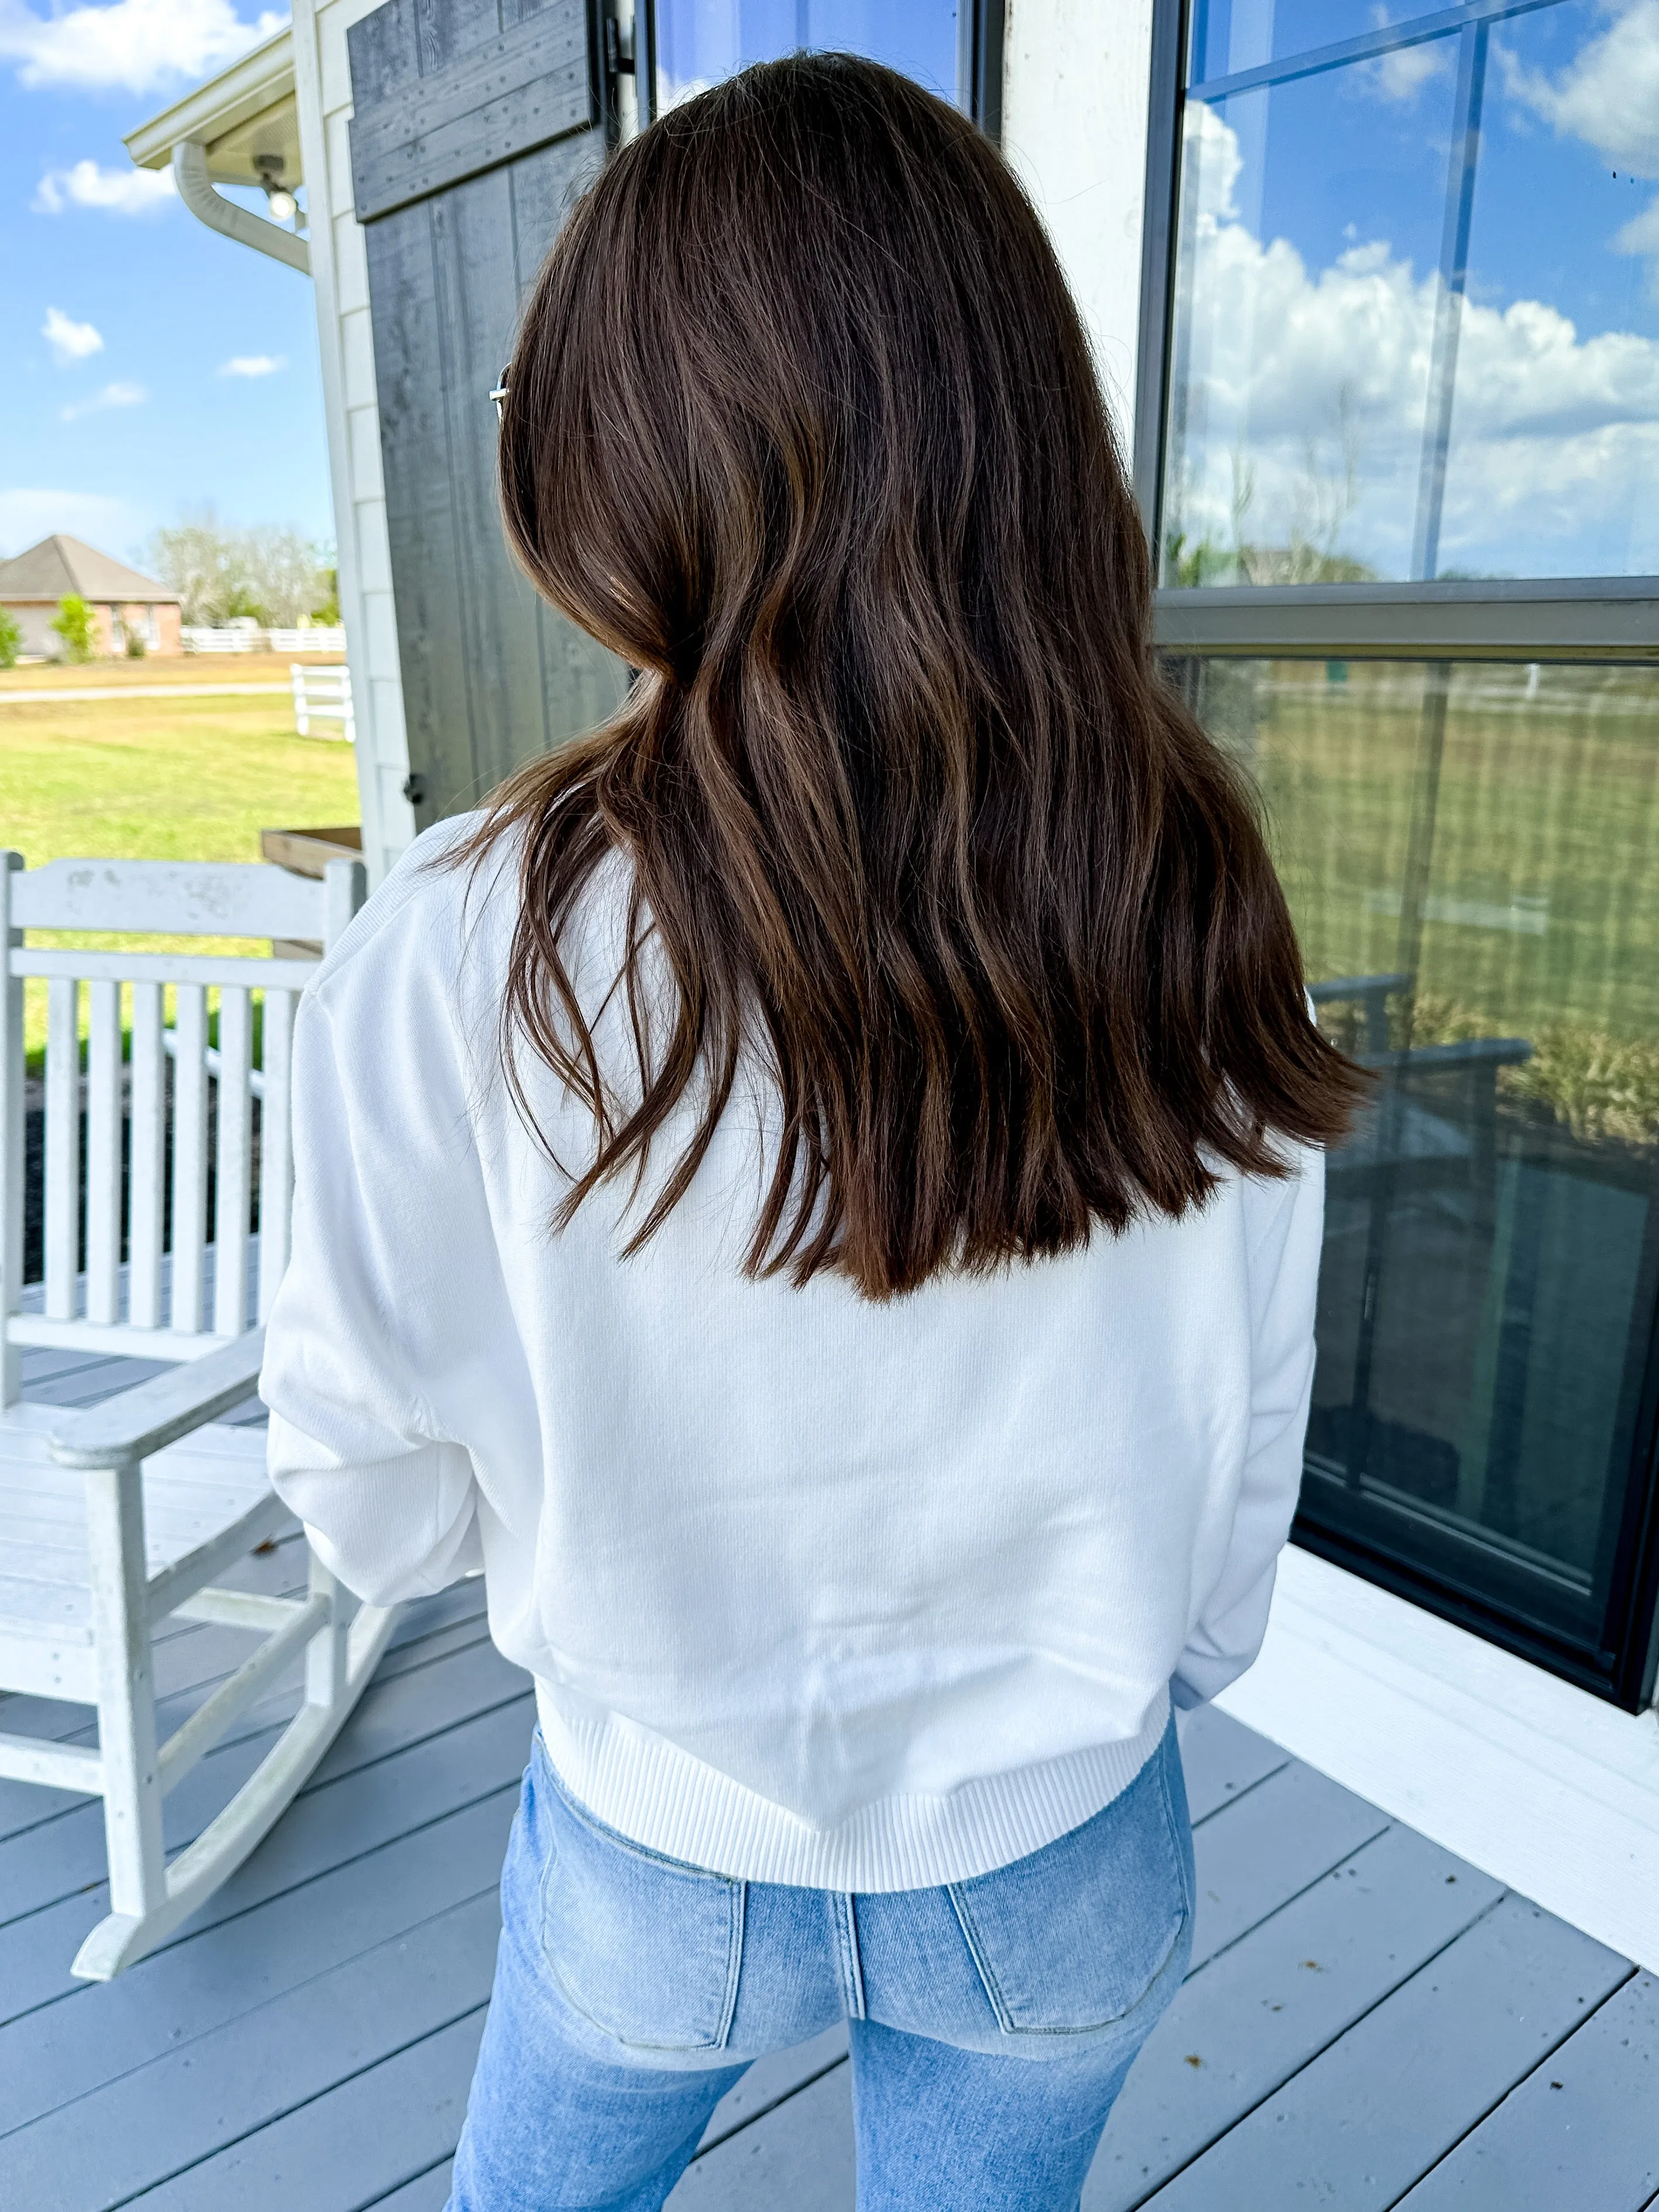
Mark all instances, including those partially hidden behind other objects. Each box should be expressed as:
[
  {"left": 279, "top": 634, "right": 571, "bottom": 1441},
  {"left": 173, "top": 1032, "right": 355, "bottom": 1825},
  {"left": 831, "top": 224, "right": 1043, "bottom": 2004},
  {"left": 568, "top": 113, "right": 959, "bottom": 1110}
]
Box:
[{"left": 448, "top": 1719, "right": 1194, "bottom": 2211}]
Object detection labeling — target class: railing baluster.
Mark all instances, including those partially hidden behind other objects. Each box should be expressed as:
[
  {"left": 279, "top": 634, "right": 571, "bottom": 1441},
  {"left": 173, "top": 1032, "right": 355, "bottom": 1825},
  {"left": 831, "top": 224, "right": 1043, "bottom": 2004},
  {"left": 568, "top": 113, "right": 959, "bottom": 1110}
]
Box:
[
  {"left": 128, "top": 981, "right": 165, "bottom": 1328},
  {"left": 170, "top": 985, "right": 208, "bottom": 1334},
  {"left": 85, "top": 978, "right": 122, "bottom": 1325},
  {"left": 214, "top": 986, "right": 252, "bottom": 1337},
  {"left": 257, "top": 988, "right": 295, "bottom": 1320},
  {"left": 44, "top": 976, "right": 80, "bottom": 1322}
]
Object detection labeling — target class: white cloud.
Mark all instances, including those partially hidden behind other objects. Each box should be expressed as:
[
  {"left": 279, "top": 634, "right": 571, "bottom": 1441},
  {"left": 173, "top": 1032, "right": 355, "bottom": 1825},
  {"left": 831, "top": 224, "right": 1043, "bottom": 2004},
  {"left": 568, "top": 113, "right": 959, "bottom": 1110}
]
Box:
[
  {"left": 60, "top": 381, "right": 147, "bottom": 421},
  {"left": 218, "top": 353, "right": 286, "bottom": 377},
  {"left": 1164, "top": 104, "right": 1659, "bottom": 581},
  {"left": 0, "top": 489, "right": 143, "bottom": 556},
  {"left": 1362, "top": 7, "right": 1449, "bottom": 104},
  {"left": 0, "top": 0, "right": 284, "bottom": 95},
  {"left": 1616, "top": 192, "right": 1659, "bottom": 273},
  {"left": 1498, "top": 2, "right": 1659, "bottom": 294},
  {"left": 1497, "top": 0, "right": 1659, "bottom": 176},
  {"left": 42, "top": 305, "right": 103, "bottom": 363},
  {"left": 34, "top": 159, "right": 177, "bottom": 216}
]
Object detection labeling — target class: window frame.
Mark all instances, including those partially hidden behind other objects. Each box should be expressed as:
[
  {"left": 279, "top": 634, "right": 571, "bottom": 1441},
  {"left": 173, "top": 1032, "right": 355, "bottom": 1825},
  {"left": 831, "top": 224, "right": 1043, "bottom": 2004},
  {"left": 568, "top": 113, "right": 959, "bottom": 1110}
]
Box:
[
  {"left": 1134, "top": 0, "right": 1659, "bottom": 659},
  {"left": 1135, "top": 0, "right": 1659, "bottom": 1711},
  {"left": 635, "top": 0, "right": 1003, "bottom": 135}
]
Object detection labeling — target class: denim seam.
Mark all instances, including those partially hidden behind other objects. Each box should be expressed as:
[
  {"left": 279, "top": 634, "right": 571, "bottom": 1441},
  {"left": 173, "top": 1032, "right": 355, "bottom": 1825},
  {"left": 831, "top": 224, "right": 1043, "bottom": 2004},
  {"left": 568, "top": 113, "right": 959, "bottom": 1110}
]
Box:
[
  {"left": 948, "top": 1735, "right": 1190, "bottom": 2042},
  {"left": 1158, "top": 1733, "right": 1197, "bottom": 1928},
  {"left": 841, "top": 1893, "right": 867, "bottom": 2021},
  {"left": 825, "top": 1890, "right": 865, "bottom": 2021},
  {"left": 717, "top": 1881, "right": 746, "bottom": 2047},
  {"left": 946, "top": 1882, "right": 1016, "bottom": 2034},
  {"left": 534, "top": 1765, "right": 741, "bottom": 2056}
]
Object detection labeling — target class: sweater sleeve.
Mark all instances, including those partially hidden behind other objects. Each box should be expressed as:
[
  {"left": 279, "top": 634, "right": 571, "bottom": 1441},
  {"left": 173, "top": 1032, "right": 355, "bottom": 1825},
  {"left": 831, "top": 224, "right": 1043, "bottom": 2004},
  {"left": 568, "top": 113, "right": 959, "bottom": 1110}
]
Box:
[
  {"left": 1171, "top": 1144, "right": 1324, "bottom": 1709},
  {"left": 260, "top": 929, "right": 494, "bottom": 1609}
]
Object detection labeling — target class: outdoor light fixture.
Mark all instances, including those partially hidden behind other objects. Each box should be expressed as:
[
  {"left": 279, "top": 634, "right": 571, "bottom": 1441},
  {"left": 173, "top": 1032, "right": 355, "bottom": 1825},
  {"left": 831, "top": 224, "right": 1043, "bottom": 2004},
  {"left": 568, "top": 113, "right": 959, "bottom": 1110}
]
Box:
[{"left": 254, "top": 153, "right": 300, "bottom": 227}]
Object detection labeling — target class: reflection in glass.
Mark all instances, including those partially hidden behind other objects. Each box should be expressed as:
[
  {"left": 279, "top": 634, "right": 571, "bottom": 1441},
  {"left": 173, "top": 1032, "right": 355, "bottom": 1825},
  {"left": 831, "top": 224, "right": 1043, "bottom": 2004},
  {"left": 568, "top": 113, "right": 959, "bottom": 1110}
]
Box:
[
  {"left": 1162, "top": 0, "right": 1659, "bottom": 584},
  {"left": 1188, "top": 0, "right": 1453, "bottom": 86},
  {"left": 1171, "top": 656, "right": 1659, "bottom": 1675},
  {"left": 654, "top": 0, "right": 959, "bottom": 113}
]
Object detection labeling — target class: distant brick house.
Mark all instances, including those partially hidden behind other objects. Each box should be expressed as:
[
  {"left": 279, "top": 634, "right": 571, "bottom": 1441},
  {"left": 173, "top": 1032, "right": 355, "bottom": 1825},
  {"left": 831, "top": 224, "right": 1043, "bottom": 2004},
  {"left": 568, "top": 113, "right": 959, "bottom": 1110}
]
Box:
[{"left": 0, "top": 535, "right": 183, "bottom": 659}]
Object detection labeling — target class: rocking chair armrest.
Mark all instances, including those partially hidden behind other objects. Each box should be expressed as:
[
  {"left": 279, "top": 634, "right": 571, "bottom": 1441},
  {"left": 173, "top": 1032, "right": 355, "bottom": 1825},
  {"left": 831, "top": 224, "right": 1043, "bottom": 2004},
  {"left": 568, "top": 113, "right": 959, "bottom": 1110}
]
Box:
[{"left": 49, "top": 1329, "right": 268, "bottom": 1471}]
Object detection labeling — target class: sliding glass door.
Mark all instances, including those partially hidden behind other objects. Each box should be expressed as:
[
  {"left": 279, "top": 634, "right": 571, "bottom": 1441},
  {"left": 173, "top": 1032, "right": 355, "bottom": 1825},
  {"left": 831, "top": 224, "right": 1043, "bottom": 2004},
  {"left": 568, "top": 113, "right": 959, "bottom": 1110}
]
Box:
[{"left": 1141, "top": 0, "right": 1659, "bottom": 1703}]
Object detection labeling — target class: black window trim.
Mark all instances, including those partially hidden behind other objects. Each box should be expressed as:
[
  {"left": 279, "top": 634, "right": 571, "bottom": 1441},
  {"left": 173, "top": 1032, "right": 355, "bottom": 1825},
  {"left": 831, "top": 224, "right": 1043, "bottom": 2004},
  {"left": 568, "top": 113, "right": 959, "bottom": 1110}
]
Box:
[{"left": 1134, "top": 0, "right": 1659, "bottom": 659}]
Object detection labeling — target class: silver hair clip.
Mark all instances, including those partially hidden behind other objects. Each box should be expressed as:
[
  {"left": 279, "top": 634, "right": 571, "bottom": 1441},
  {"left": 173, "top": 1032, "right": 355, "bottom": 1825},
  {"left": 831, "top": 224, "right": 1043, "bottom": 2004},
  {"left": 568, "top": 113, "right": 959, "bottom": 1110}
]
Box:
[{"left": 490, "top": 369, "right": 510, "bottom": 421}]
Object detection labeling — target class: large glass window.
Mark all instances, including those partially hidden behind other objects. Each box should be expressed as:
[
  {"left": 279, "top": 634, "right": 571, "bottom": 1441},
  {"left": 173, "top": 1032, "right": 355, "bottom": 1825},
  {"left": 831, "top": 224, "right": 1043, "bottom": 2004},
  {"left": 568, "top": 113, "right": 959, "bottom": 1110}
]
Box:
[
  {"left": 1148, "top": 0, "right": 1659, "bottom": 1703},
  {"left": 1170, "top": 656, "right": 1659, "bottom": 1694},
  {"left": 1161, "top": 0, "right": 1659, "bottom": 585},
  {"left": 650, "top": 0, "right": 963, "bottom": 116}
]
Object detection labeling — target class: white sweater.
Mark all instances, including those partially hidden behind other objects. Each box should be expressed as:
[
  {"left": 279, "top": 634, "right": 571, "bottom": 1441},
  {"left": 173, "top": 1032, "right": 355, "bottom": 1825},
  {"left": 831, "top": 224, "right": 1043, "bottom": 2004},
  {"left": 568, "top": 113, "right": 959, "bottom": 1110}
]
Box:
[{"left": 262, "top": 821, "right": 1324, "bottom": 1892}]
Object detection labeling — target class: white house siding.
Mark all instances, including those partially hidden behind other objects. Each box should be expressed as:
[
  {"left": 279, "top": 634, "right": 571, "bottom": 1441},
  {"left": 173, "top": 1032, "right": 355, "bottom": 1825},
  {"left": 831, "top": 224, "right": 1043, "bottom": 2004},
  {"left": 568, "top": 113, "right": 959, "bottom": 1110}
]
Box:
[
  {"left": 1002, "top": 0, "right": 1157, "bottom": 441},
  {"left": 290, "top": 0, "right": 417, "bottom": 890}
]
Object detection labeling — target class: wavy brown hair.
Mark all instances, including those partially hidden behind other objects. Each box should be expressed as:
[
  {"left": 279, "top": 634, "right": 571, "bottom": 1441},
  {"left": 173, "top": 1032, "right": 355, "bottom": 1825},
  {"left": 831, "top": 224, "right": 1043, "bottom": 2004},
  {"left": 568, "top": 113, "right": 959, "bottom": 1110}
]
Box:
[{"left": 466, "top": 51, "right": 1363, "bottom": 1300}]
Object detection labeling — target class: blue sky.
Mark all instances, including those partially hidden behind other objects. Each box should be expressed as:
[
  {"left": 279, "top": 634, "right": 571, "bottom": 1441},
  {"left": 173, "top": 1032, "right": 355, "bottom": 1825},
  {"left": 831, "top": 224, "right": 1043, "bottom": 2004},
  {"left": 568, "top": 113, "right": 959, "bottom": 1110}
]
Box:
[
  {"left": 655, "top": 0, "right": 958, "bottom": 108},
  {"left": 0, "top": 1, "right": 332, "bottom": 570},
  {"left": 1166, "top": 0, "right": 1659, "bottom": 580}
]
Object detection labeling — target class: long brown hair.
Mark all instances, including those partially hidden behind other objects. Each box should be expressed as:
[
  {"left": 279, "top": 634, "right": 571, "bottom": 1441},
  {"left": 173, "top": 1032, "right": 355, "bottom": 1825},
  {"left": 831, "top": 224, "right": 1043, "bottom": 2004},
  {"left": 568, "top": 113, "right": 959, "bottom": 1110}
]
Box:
[{"left": 468, "top": 52, "right": 1362, "bottom": 1299}]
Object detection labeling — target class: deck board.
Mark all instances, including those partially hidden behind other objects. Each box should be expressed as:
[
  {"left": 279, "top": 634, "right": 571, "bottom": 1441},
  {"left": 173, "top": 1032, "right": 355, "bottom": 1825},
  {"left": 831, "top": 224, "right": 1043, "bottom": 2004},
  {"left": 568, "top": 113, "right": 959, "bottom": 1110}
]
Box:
[
  {"left": 1082, "top": 1827, "right": 1506, "bottom": 2211},
  {"left": 1137, "top": 1897, "right": 1632, "bottom": 2211},
  {"left": 0, "top": 1677, "right": 534, "bottom": 2027},
  {"left": 364, "top": 2164, "right": 457, "bottom": 2210},
  {"left": 0, "top": 1791, "right": 516, "bottom": 2139},
  {"left": 121, "top": 2008, "right": 491, "bottom": 2211},
  {"left": 1395, "top": 1971, "right": 1659, "bottom": 2211},
  {"left": 1, "top": 1350, "right": 1654, "bottom": 2208}
]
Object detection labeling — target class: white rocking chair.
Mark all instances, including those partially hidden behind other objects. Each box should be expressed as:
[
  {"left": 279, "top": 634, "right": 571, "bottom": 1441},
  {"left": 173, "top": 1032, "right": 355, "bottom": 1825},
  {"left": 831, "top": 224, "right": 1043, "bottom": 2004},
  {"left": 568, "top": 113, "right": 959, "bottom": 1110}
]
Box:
[{"left": 0, "top": 852, "right": 398, "bottom": 1979}]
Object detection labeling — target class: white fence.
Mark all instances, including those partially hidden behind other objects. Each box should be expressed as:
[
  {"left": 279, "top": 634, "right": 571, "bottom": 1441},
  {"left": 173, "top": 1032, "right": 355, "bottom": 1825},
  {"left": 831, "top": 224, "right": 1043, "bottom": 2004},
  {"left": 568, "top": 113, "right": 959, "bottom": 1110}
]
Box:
[
  {"left": 292, "top": 662, "right": 354, "bottom": 742},
  {"left": 181, "top": 625, "right": 349, "bottom": 654}
]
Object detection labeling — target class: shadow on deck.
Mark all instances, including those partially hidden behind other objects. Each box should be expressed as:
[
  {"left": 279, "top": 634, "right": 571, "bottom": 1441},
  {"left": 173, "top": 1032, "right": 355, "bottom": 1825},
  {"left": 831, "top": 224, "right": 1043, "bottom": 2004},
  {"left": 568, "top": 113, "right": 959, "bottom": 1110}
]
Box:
[{"left": 2, "top": 1346, "right": 1655, "bottom": 2210}]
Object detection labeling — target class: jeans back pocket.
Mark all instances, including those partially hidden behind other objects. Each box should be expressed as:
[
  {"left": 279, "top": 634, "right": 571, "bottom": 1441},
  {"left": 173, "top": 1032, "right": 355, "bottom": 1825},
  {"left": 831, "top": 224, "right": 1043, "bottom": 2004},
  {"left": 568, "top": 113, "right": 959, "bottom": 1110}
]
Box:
[
  {"left": 948, "top": 1723, "right": 1192, "bottom": 2036},
  {"left": 536, "top": 1749, "right": 745, "bottom": 2053}
]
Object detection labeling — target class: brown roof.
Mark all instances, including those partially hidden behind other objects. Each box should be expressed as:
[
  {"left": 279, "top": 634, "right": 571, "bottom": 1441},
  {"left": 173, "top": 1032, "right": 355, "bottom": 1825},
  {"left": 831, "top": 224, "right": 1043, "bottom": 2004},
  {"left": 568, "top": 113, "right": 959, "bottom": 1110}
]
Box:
[{"left": 0, "top": 534, "right": 180, "bottom": 606}]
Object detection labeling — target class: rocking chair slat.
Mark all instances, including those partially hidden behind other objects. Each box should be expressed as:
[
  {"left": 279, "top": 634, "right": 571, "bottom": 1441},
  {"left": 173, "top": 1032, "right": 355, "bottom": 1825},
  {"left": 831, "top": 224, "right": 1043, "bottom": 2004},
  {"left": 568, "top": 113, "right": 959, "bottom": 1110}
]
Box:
[
  {"left": 156, "top": 1588, "right": 330, "bottom": 1791},
  {"left": 49, "top": 1327, "right": 268, "bottom": 1469},
  {"left": 43, "top": 978, "right": 79, "bottom": 1324},
  {"left": 128, "top": 982, "right": 166, "bottom": 1330},
  {"left": 85, "top": 979, "right": 123, "bottom": 1327},
  {"left": 169, "top": 984, "right": 208, "bottom": 1335},
  {"left": 213, "top": 988, "right": 253, "bottom": 1338},
  {"left": 0, "top": 1731, "right": 103, "bottom": 1794},
  {"left": 258, "top": 989, "right": 296, "bottom": 1320}
]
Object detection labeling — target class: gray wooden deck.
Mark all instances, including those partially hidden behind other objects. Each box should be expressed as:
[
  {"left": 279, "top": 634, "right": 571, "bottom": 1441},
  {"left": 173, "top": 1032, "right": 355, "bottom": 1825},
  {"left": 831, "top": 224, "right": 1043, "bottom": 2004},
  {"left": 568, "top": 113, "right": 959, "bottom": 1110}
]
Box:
[{"left": 3, "top": 1345, "right": 1656, "bottom": 2211}]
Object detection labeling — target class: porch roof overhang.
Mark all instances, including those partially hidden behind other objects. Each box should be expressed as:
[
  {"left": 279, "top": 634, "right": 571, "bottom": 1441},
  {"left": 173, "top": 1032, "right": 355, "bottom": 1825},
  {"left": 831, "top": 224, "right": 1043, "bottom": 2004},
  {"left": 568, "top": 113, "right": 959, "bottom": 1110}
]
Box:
[{"left": 125, "top": 27, "right": 311, "bottom": 276}]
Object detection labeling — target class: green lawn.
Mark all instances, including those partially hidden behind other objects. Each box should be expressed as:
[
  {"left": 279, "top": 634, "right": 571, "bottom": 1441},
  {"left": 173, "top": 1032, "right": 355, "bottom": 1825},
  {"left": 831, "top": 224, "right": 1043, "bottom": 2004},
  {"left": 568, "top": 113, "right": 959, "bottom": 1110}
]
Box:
[
  {"left": 1, "top": 686, "right": 360, "bottom": 1056},
  {"left": 1200, "top": 658, "right": 1659, "bottom": 1145}
]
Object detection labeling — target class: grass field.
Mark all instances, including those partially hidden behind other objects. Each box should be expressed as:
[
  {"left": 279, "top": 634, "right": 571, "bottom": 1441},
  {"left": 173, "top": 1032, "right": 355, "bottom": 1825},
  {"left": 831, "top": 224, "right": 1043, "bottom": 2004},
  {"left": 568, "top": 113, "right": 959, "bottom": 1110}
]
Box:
[
  {"left": 0, "top": 655, "right": 359, "bottom": 1057},
  {"left": 1187, "top": 656, "right": 1659, "bottom": 1145}
]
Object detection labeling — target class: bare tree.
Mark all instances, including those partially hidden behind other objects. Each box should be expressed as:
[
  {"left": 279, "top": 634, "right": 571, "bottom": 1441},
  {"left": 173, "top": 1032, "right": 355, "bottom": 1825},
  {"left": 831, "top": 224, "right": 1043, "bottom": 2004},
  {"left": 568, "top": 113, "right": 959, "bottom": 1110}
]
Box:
[{"left": 143, "top": 507, "right": 332, "bottom": 627}]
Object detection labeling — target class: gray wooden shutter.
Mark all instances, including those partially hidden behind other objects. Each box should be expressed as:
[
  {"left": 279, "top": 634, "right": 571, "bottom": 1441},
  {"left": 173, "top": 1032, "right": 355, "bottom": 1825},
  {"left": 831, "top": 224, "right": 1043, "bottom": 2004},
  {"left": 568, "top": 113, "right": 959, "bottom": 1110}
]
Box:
[{"left": 348, "top": 0, "right": 626, "bottom": 830}]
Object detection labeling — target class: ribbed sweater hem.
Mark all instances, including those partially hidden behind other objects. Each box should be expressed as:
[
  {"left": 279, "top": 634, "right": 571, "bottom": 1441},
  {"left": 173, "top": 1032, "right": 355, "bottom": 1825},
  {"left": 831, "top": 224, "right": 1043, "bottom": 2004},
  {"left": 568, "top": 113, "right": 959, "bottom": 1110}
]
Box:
[{"left": 532, "top": 1681, "right": 1172, "bottom": 1891}]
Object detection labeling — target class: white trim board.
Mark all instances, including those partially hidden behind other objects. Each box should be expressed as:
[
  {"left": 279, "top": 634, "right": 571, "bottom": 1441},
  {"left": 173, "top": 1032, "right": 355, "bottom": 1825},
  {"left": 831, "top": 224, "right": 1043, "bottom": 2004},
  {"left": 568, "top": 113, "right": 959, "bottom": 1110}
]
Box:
[{"left": 1217, "top": 1544, "right": 1659, "bottom": 1971}]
